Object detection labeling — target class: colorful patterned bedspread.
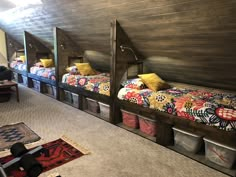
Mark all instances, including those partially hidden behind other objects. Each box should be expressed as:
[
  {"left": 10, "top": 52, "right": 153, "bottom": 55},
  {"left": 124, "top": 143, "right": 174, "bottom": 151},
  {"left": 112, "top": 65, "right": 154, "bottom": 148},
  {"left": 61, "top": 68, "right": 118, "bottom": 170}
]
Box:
[
  {"left": 10, "top": 61, "right": 26, "bottom": 71},
  {"left": 62, "top": 73, "right": 110, "bottom": 96},
  {"left": 118, "top": 87, "right": 236, "bottom": 131},
  {"left": 30, "top": 66, "right": 56, "bottom": 80}
]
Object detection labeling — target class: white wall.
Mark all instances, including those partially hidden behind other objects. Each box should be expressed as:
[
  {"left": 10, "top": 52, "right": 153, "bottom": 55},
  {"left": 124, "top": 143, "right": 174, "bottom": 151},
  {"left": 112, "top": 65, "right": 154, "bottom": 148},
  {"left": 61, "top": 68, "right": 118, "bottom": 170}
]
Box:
[{"left": 0, "top": 29, "right": 7, "bottom": 67}]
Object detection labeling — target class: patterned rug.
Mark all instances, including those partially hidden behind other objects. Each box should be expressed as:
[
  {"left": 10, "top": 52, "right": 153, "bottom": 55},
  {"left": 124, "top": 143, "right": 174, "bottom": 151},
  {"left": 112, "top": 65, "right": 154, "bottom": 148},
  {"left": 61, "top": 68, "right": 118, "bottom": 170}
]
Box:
[
  {"left": 0, "top": 136, "right": 90, "bottom": 177},
  {"left": 0, "top": 122, "right": 40, "bottom": 151}
]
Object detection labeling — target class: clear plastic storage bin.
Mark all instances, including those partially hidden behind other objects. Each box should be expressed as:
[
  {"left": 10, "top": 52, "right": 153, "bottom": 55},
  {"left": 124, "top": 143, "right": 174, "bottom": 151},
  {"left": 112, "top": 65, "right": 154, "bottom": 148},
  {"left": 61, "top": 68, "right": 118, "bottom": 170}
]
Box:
[
  {"left": 71, "top": 93, "right": 79, "bottom": 108},
  {"left": 121, "top": 109, "right": 139, "bottom": 129},
  {"left": 138, "top": 115, "right": 157, "bottom": 137},
  {"left": 204, "top": 138, "right": 236, "bottom": 169},
  {"left": 86, "top": 98, "right": 100, "bottom": 113},
  {"left": 12, "top": 72, "right": 18, "bottom": 82},
  {"left": 32, "top": 79, "right": 41, "bottom": 92},
  {"left": 52, "top": 86, "right": 57, "bottom": 98},
  {"left": 173, "top": 127, "right": 203, "bottom": 153},
  {"left": 46, "top": 84, "right": 53, "bottom": 95},
  {"left": 64, "top": 90, "right": 72, "bottom": 103},
  {"left": 22, "top": 75, "right": 27, "bottom": 86},
  {"left": 98, "top": 102, "right": 110, "bottom": 121}
]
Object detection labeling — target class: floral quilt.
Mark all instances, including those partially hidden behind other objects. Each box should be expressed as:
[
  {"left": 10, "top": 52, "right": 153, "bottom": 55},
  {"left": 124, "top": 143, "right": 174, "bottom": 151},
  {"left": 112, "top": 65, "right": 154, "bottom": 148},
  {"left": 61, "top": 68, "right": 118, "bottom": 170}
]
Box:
[
  {"left": 30, "top": 66, "right": 56, "bottom": 80},
  {"left": 10, "top": 61, "right": 27, "bottom": 71},
  {"left": 62, "top": 73, "right": 110, "bottom": 96},
  {"left": 118, "top": 87, "right": 236, "bottom": 131}
]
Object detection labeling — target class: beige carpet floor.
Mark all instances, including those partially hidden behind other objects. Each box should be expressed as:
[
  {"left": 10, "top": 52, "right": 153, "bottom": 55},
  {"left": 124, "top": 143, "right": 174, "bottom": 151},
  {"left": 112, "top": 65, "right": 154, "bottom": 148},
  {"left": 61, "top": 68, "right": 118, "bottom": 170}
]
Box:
[{"left": 0, "top": 85, "right": 228, "bottom": 177}]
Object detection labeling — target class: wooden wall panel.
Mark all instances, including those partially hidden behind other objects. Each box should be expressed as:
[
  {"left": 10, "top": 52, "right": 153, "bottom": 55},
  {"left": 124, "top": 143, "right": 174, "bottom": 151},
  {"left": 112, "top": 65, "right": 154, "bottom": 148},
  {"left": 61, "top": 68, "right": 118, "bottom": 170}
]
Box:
[
  {"left": 111, "top": 20, "right": 142, "bottom": 123},
  {"left": 5, "top": 34, "right": 24, "bottom": 63},
  {"left": 0, "top": 0, "right": 236, "bottom": 90},
  {"left": 54, "top": 27, "right": 81, "bottom": 81},
  {"left": 83, "top": 50, "right": 110, "bottom": 72},
  {"left": 24, "top": 31, "right": 52, "bottom": 72}
]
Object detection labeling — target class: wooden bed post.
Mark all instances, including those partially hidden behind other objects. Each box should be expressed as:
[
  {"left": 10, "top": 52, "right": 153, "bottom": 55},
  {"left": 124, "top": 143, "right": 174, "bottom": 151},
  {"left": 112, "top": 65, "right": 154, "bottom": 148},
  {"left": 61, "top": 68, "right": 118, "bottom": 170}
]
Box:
[
  {"left": 53, "top": 27, "right": 59, "bottom": 100},
  {"left": 156, "top": 120, "right": 174, "bottom": 146},
  {"left": 110, "top": 19, "right": 144, "bottom": 124},
  {"left": 110, "top": 20, "right": 175, "bottom": 146}
]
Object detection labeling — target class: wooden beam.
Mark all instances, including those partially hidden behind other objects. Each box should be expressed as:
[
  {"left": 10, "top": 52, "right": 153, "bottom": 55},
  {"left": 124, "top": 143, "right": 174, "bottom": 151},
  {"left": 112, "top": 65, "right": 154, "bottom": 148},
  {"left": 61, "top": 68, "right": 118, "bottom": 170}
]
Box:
[{"left": 111, "top": 19, "right": 145, "bottom": 124}]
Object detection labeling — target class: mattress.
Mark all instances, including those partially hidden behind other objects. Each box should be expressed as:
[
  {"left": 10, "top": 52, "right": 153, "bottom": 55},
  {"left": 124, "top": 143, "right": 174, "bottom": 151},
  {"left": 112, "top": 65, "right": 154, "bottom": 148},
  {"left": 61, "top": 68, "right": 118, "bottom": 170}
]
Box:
[
  {"left": 62, "top": 73, "right": 110, "bottom": 96},
  {"left": 118, "top": 87, "right": 236, "bottom": 131},
  {"left": 10, "top": 61, "right": 27, "bottom": 71},
  {"left": 30, "top": 66, "right": 56, "bottom": 80}
]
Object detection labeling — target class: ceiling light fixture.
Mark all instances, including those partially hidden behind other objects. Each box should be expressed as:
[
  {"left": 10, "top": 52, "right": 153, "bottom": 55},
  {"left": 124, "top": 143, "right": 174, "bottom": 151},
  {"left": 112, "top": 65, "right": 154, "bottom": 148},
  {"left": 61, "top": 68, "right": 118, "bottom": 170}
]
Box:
[{"left": 120, "top": 45, "right": 139, "bottom": 61}]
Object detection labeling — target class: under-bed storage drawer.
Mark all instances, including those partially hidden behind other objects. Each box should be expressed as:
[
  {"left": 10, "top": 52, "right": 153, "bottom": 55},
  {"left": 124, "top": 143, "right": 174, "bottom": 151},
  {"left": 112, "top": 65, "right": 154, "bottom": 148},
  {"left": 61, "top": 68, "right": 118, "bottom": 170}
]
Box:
[
  {"left": 32, "top": 79, "right": 41, "bottom": 92},
  {"left": 64, "top": 90, "right": 72, "bottom": 103},
  {"left": 173, "top": 127, "right": 203, "bottom": 154},
  {"left": 52, "top": 86, "right": 57, "bottom": 98},
  {"left": 86, "top": 98, "right": 100, "bottom": 113},
  {"left": 98, "top": 102, "right": 110, "bottom": 121},
  {"left": 71, "top": 93, "right": 79, "bottom": 108},
  {"left": 203, "top": 138, "right": 236, "bottom": 169},
  {"left": 12, "top": 72, "right": 18, "bottom": 82},
  {"left": 63, "top": 90, "right": 78, "bottom": 106},
  {"left": 46, "top": 84, "right": 56, "bottom": 98},
  {"left": 13, "top": 72, "right": 23, "bottom": 83},
  {"left": 46, "top": 84, "right": 53, "bottom": 95},
  {"left": 121, "top": 109, "right": 139, "bottom": 129},
  {"left": 22, "top": 75, "right": 27, "bottom": 86},
  {"left": 138, "top": 115, "right": 157, "bottom": 137},
  {"left": 45, "top": 84, "right": 57, "bottom": 98}
]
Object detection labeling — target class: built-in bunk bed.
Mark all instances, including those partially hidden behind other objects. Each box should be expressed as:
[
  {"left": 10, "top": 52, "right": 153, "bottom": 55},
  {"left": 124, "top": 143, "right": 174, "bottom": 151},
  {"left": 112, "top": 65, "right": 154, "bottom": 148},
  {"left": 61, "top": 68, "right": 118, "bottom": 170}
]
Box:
[
  {"left": 5, "top": 34, "right": 27, "bottom": 86},
  {"left": 111, "top": 20, "right": 236, "bottom": 176},
  {"left": 24, "top": 31, "right": 56, "bottom": 98},
  {"left": 54, "top": 27, "right": 113, "bottom": 122}
]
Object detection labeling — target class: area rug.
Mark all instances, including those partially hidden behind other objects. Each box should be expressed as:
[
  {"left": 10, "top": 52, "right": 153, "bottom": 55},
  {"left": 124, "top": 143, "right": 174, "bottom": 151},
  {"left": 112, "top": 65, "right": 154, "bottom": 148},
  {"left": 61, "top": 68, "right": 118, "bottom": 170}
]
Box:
[
  {"left": 0, "top": 122, "right": 40, "bottom": 151},
  {"left": 0, "top": 136, "right": 90, "bottom": 177}
]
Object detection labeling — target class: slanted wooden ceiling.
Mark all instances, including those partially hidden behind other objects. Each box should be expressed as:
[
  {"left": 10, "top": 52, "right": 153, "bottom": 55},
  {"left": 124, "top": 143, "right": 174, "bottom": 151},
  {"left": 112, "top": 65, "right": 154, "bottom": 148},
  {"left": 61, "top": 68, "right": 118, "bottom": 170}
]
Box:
[
  {"left": 0, "top": 0, "right": 16, "bottom": 12},
  {"left": 0, "top": 0, "right": 236, "bottom": 90}
]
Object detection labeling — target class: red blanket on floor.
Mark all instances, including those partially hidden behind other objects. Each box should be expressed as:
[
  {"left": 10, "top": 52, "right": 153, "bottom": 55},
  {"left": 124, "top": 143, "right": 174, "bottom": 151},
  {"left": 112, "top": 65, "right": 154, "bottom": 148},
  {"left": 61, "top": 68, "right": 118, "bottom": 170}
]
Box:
[{"left": 0, "top": 138, "right": 84, "bottom": 177}]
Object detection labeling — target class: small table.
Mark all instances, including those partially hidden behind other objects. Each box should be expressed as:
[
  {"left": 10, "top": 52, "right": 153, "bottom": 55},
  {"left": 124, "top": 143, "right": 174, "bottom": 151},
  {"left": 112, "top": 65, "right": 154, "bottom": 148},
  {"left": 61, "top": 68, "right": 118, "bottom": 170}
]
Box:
[{"left": 0, "top": 81, "right": 19, "bottom": 102}]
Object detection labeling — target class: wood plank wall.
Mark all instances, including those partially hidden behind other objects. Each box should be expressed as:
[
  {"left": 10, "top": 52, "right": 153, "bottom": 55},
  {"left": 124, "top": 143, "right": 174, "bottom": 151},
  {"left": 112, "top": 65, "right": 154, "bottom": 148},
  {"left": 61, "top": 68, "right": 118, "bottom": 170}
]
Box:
[
  {"left": 0, "top": 0, "right": 236, "bottom": 90},
  {"left": 83, "top": 50, "right": 110, "bottom": 72},
  {"left": 54, "top": 27, "right": 81, "bottom": 81},
  {"left": 5, "top": 34, "right": 23, "bottom": 63},
  {"left": 24, "top": 31, "right": 52, "bottom": 72}
]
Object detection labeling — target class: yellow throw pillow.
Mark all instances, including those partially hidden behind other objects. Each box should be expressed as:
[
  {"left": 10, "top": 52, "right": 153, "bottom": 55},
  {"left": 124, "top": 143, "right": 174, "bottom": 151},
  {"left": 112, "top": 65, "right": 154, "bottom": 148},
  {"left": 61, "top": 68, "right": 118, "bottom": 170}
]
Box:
[
  {"left": 40, "top": 59, "right": 53, "bottom": 68},
  {"left": 20, "top": 55, "right": 26, "bottom": 62},
  {"left": 138, "top": 73, "right": 170, "bottom": 91},
  {"left": 74, "top": 63, "right": 96, "bottom": 76}
]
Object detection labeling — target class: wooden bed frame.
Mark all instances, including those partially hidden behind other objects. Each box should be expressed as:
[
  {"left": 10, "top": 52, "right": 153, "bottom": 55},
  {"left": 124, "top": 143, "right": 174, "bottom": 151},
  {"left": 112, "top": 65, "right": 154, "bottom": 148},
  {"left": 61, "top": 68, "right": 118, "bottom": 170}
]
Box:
[
  {"left": 24, "top": 31, "right": 55, "bottom": 87},
  {"left": 4, "top": 21, "right": 236, "bottom": 175},
  {"left": 54, "top": 27, "right": 115, "bottom": 122},
  {"left": 5, "top": 34, "right": 27, "bottom": 77},
  {"left": 111, "top": 20, "right": 236, "bottom": 176}
]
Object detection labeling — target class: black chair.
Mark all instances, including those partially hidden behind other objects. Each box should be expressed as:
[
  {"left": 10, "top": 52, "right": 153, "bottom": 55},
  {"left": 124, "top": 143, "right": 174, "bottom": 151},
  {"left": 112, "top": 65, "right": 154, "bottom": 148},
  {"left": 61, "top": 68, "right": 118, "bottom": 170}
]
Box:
[
  {"left": 0, "top": 66, "right": 12, "bottom": 81},
  {"left": 0, "top": 66, "right": 12, "bottom": 102}
]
